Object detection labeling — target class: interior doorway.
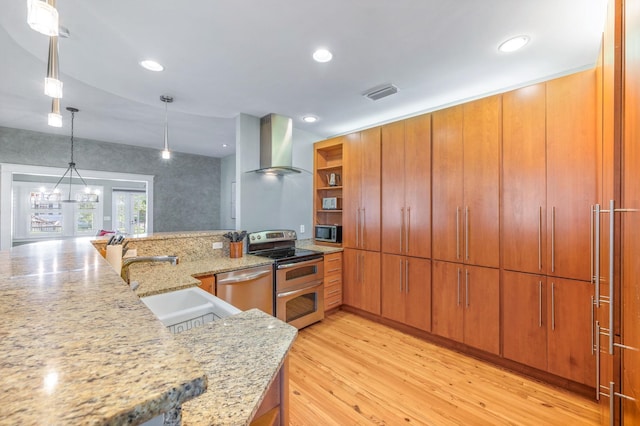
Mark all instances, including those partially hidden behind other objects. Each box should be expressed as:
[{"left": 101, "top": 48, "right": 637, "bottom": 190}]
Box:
[{"left": 112, "top": 189, "right": 147, "bottom": 236}]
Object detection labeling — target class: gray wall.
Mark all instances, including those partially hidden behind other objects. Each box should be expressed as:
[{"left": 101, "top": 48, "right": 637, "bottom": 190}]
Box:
[
  {"left": 0, "top": 126, "right": 221, "bottom": 232},
  {"left": 220, "top": 154, "right": 236, "bottom": 230},
  {"left": 235, "top": 114, "right": 319, "bottom": 237}
]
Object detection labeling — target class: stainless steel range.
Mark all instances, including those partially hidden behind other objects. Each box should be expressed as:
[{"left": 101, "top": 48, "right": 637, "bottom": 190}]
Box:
[{"left": 247, "top": 230, "right": 324, "bottom": 329}]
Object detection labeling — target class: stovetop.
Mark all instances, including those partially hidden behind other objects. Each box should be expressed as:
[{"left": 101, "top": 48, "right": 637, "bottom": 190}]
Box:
[
  {"left": 247, "top": 229, "right": 323, "bottom": 263},
  {"left": 256, "top": 247, "right": 320, "bottom": 261}
]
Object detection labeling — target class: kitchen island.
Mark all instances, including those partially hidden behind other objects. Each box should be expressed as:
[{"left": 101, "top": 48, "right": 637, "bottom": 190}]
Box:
[{"left": 1, "top": 234, "right": 297, "bottom": 425}]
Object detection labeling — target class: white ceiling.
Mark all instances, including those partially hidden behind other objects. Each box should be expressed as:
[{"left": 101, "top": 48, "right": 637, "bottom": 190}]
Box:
[{"left": 0, "top": 0, "right": 606, "bottom": 158}]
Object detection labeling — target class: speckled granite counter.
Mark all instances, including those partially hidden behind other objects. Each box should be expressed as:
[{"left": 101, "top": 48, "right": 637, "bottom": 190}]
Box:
[
  {"left": 0, "top": 238, "right": 207, "bottom": 425},
  {"left": 296, "top": 239, "right": 343, "bottom": 254},
  {"left": 174, "top": 309, "right": 297, "bottom": 425}
]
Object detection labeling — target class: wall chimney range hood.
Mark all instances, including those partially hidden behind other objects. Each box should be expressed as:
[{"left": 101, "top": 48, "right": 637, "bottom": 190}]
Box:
[{"left": 254, "top": 113, "right": 303, "bottom": 175}]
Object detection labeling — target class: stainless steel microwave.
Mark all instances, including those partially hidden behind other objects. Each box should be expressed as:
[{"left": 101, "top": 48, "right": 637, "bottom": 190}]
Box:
[{"left": 315, "top": 225, "right": 342, "bottom": 243}]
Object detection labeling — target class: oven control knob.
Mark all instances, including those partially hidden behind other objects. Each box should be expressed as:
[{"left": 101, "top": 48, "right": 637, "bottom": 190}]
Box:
[
  {"left": 250, "top": 236, "right": 255, "bottom": 240},
  {"left": 257, "top": 235, "right": 261, "bottom": 240}
]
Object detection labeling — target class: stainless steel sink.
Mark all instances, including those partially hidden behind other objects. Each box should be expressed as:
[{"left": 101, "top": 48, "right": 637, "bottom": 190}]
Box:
[{"left": 141, "top": 287, "right": 241, "bottom": 334}]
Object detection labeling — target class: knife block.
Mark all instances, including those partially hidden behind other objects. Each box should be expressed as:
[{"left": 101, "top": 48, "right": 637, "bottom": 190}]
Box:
[{"left": 105, "top": 244, "right": 123, "bottom": 274}]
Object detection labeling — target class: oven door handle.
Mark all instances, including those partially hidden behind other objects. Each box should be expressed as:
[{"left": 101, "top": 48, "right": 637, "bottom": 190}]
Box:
[
  {"left": 217, "top": 270, "right": 272, "bottom": 285},
  {"left": 277, "top": 280, "right": 323, "bottom": 298},
  {"left": 277, "top": 257, "right": 323, "bottom": 270}
]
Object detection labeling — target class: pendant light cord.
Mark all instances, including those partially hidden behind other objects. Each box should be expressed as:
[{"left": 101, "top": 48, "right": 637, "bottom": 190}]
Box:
[{"left": 70, "top": 109, "right": 75, "bottom": 164}]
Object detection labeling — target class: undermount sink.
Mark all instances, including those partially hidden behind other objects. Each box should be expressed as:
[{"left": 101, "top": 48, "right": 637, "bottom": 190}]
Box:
[{"left": 141, "top": 287, "right": 241, "bottom": 334}]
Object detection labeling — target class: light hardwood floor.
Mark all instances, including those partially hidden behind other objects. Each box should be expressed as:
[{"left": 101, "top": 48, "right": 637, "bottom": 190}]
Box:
[{"left": 289, "top": 310, "right": 599, "bottom": 425}]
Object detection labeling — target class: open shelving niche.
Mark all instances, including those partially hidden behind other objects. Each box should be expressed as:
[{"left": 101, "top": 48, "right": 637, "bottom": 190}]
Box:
[{"left": 313, "top": 138, "right": 343, "bottom": 246}]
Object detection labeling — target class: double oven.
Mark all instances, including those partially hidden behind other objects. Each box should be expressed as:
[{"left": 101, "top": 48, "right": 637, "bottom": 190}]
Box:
[{"left": 248, "top": 230, "right": 324, "bottom": 329}]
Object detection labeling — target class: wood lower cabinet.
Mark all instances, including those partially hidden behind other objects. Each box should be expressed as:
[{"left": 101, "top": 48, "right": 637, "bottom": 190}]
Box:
[
  {"left": 250, "top": 356, "right": 289, "bottom": 426},
  {"left": 381, "top": 114, "right": 431, "bottom": 258},
  {"left": 343, "top": 248, "right": 380, "bottom": 315},
  {"left": 196, "top": 275, "right": 215, "bottom": 294},
  {"left": 431, "top": 260, "right": 499, "bottom": 355},
  {"left": 381, "top": 254, "right": 431, "bottom": 332},
  {"left": 323, "top": 252, "right": 343, "bottom": 312}
]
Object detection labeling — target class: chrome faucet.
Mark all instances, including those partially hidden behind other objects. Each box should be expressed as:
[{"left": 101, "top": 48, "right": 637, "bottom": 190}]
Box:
[{"left": 120, "top": 255, "right": 179, "bottom": 284}]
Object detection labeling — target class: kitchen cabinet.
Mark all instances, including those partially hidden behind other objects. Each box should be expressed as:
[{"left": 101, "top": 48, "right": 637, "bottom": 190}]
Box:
[
  {"left": 250, "top": 357, "right": 289, "bottom": 426},
  {"left": 432, "top": 96, "right": 500, "bottom": 268},
  {"left": 314, "top": 137, "right": 343, "bottom": 242},
  {"left": 323, "top": 252, "right": 343, "bottom": 312},
  {"left": 343, "top": 128, "right": 381, "bottom": 251},
  {"left": 546, "top": 71, "right": 597, "bottom": 282},
  {"left": 343, "top": 248, "right": 380, "bottom": 315},
  {"left": 381, "top": 254, "right": 431, "bottom": 331},
  {"left": 431, "top": 260, "right": 499, "bottom": 355},
  {"left": 196, "top": 275, "right": 215, "bottom": 294},
  {"left": 381, "top": 114, "right": 431, "bottom": 258},
  {"left": 502, "top": 84, "right": 547, "bottom": 274}
]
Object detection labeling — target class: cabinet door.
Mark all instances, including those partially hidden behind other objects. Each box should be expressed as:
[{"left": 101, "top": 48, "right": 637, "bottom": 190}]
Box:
[
  {"left": 502, "top": 271, "right": 547, "bottom": 370},
  {"left": 360, "top": 127, "right": 381, "bottom": 252},
  {"left": 547, "top": 277, "right": 595, "bottom": 386},
  {"left": 463, "top": 265, "right": 500, "bottom": 355},
  {"left": 360, "top": 250, "right": 381, "bottom": 315},
  {"left": 404, "top": 114, "right": 431, "bottom": 259},
  {"left": 342, "top": 133, "right": 362, "bottom": 249},
  {"left": 463, "top": 96, "right": 501, "bottom": 268},
  {"left": 546, "top": 71, "right": 597, "bottom": 281},
  {"left": 502, "top": 84, "right": 547, "bottom": 274},
  {"left": 381, "top": 122, "right": 405, "bottom": 255},
  {"left": 431, "top": 260, "right": 464, "bottom": 343},
  {"left": 381, "top": 253, "right": 405, "bottom": 323},
  {"left": 432, "top": 106, "right": 464, "bottom": 262},
  {"left": 197, "top": 275, "right": 215, "bottom": 294},
  {"left": 404, "top": 257, "right": 431, "bottom": 332},
  {"left": 342, "top": 248, "right": 360, "bottom": 308}
]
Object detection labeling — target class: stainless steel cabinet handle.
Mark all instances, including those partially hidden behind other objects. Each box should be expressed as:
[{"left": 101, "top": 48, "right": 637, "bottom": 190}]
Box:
[
  {"left": 551, "top": 282, "right": 555, "bottom": 331},
  {"left": 539, "top": 281, "right": 543, "bottom": 328},
  {"left": 399, "top": 258, "right": 403, "bottom": 292},
  {"left": 277, "top": 280, "right": 323, "bottom": 298},
  {"left": 356, "top": 252, "right": 360, "bottom": 284},
  {"left": 361, "top": 208, "right": 366, "bottom": 248},
  {"left": 538, "top": 206, "right": 542, "bottom": 271},
  {"left": 465, "top": 269, "right": 470, "bottom": 307},
  {"left": 360, "top": 253, "right": 364, "bottom": 284},
  {"left": 594, "top": 204, "right": 601, "bottom": 307},
  {"left": 456, "top": 207, "right": 460, "bottom": 259},
  {"left": 405, "top": 260, "right": 409, "bottom": 294},
  {"left": 406, "top": 207, "right": 411, "bottom": 253},
  {"left": 327, "top": 288, "right": 341, "bottom": 296},
  {"left": 608, "top": 199, "right": 614, "bottom": 354},
  {"left": 355, "top": 208, "right": 360, "bottom": 247},
  {"left": 590, "top": 296, "right": 594, "bottom": 355},
  {"left": 217, "top": 269, "right": 272, "bottom": 284},
  {"left": 596, "top": 321, "right": 601, "bottom": 401},
  {"left": 551, "top": 206, "right": 556, "bottom": 273},
  {"left": 328, "top": 278, "right": 340, "bottom": 284},
  {"left": 457, "top": 268, "right": 461, "bottom": 306},
  {"left": 400, "top": 208, "right": 404, "bottom": 252},
  {"left": 465, "top": 207, "right": 470, "bottom": 260}
]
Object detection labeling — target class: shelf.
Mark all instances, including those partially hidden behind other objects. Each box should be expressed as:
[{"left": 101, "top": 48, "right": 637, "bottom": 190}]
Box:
[
  {"left": 317, "top": 210, "right": 343, "bottom": 213},
  {"left": 317, "top": 186, "right": 343, "bottom": 190},
  {"left": 317, "top": 165, "right": 343, "bottom": 171}
]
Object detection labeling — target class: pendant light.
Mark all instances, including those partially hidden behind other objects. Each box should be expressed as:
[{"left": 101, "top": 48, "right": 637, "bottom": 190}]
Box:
[
  {"left": 48, "top": 97, "right": 62, "bottom": 127},
  {"left": 160, "top": 95, "right": 173, "bottom": 160},
  {"left": 27, "top": 0, "right": 59, "bottom": 37},
  {"left": 53, "top": 107, "right": 89, "bottom": 202},
  {"left": 45, "top": 33, "right": 63, "bottom": 98}
]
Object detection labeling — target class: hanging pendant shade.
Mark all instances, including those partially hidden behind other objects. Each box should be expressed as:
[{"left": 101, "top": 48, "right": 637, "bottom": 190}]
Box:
[
  {"left": 48, "top": 97, "right": 62, "bottom": 127},
  {"left": 45, "top": 34, "right": 63, "bottom": 98},
  {"left": 160, "top": 95, "right": 173, "bottom": 160},
  {"left": 27, "top": 0, "right": 59, "bottom": 36}
]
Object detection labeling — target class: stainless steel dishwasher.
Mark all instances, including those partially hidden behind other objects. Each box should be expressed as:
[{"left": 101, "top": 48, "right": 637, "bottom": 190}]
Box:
[{"left": 215, "top": 264, "right": 274, "bottom": 315}]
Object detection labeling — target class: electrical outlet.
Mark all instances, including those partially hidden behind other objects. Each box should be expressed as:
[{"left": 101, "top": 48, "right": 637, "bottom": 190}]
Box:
[
  {"left": 300, "top": 224, "right": 305, "bottom": 233},
  {"left": 212, "top": 242, "right": 223, "bottom": 249}
]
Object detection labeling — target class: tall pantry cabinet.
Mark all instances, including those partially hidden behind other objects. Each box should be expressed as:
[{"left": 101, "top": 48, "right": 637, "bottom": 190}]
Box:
[
  {"left": 431, "top": 96, "right": 501, "bottom": 355},
  {"left": 380, "top": 114, "right": 432, "bottom": 331},
  {"left": 342, "top": 127, "right": 381, "bottom": 315}
]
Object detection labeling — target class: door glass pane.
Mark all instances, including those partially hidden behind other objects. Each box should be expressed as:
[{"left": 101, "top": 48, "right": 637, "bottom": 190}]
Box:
[
  {"left": 30, "top": 212, "right": 63, "bottom": 234},
  {"left": 285, "top": 293, "right": 317, "bottom": 322}
]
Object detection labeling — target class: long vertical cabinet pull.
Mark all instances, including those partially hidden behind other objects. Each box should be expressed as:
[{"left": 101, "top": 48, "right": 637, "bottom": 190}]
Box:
[
  {"left": 608, "top": 199, "right": 614, "bottom": 354},
  {"left": 596, "top": 321, "right": 601, "bottom": 401},
  {"left": 465, "top": 269, "right": 470, "bottom": 308},
  {"left": 551, "top": 207, "right": 556, "bottom": 273},
  {"left": 591, "top": 296, "right": 595, "bottom": 355},
  {"left": 594, "top": 204, "right": 601, "bottom": 306},
  {"left": 539, "top": 206, "right": 543, "bottom": 271},
  {"left": 465, "top": 207, "right": 470, "bottom": 260},
  {"left": 456, "top": 207, "right": 461, "bottom": 260},
  {"left": 551, "top": 282, "right": 555, "bottom": 331},
  {"left": 456, "top": 268, "right": 461, "bottom": 306},
  {"left": 405, "top": 260, "right": 409, "bottom": 294},
  {"left": 400, "top": 208, "right": 404, "bottom": 252},
  {"left": 361, "top": 208, "right": 366, "bottom": 249},
  {"left": 406, "top": 207, "right": 411, "bottom": 254},
  {"left": 538, "top": 281, "right": 543, "bottom": 328},
  {"left": 355, "top": 208, "right": 360, "bottom": 248},
  {"left": 398, "top": 258, "right": 403, "bottom": 292}
]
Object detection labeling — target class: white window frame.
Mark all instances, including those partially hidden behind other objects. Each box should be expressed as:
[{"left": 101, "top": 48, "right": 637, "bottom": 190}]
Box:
[{"left": 1, "top": 163, "right": 154, "bottom": 250}]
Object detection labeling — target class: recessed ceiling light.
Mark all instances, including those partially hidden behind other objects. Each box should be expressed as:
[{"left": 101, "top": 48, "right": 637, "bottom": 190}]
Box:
[
  {"left": 313, "top": 48, "right": 333, "bottom": 63},
  {"left": 498, "top": 35, "right": 530, "bottom": 53},
  {"left": 139, "top": 60, "right": 164, "bottom": 72},
  {"left": 222, "top": 144, "right": 228, "bottom": 147},
  {"left": 302, "top": 115, "right": 318, "bottom": 123}
]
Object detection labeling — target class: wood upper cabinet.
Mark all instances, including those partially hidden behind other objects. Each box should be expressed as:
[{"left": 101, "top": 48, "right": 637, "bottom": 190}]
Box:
[
  {"left": 431, "top": 260, "right": 499, "bottom": 355},
  {"left": 432, "top": 106, "right": 464, "bottom": 263},
  {"left": 502, "top": 84, "right": 547, "bottom": 274},
  {"left": 502, "top": 271, "right": 548, "bottom": 371},
  {"left": 342, "top": 248, "right": 380, "bottom": 315},
  {"left": 343, "top": 128, "right": 381, "bottom": 251},
  {"left": 381, "top": 114, "right": 431, "bottom": 258},
  {"left": 546, "top": 70, "right": 597, "bottom": 281},
  {"left": 432, "top": 97, "right": 500, "bottom": 268},
  {"left": 547, "top": 277, "right": 595, "bottom": 386},
  {"left": 381, "top": 254, "right": 431, "bottom": 332}
]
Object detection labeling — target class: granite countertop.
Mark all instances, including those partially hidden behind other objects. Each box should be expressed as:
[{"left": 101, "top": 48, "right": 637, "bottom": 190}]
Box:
[
  {"left": 0, "top": 238, "right": 207, "bottom": 425},
  {"left": 174, "top": 309, "right": 297, "bottom": 425},
  {"left": 296, "top": 240, "right": 344, "bottom": 254},
  {"left": 129, "top": 255, "right": 274, "bottom": 298}
]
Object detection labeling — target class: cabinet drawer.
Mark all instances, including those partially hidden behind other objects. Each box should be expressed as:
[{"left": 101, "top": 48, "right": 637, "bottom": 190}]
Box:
[
  {"left": 325, "top": 291, "right": 342, "bottom": 310},
  {"left": 324, "top": 252, "right": 343, "bottom": 275}
]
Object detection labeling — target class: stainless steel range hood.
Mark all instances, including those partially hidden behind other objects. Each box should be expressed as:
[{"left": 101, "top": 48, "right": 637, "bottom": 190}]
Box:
[{"left": 254, "top": 113, "right": 303, "bottom": 175}]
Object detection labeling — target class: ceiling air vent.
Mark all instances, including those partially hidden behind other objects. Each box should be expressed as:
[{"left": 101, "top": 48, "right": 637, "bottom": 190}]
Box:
[{"left": 363, "top": 84, "right": 398, "bottom": 101}]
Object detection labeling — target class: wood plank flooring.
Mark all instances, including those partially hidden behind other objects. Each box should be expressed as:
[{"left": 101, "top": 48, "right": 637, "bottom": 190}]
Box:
[{"left": 289, "top": 310, "right": 599, "bottom": 425}]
